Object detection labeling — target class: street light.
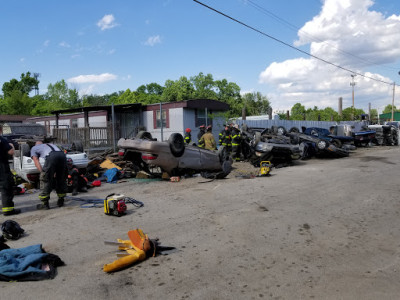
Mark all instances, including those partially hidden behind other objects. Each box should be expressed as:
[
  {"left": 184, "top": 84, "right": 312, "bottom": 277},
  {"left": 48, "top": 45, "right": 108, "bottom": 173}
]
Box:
[{"left": 350, "top": 74, "right": 357, "bottom": 120}]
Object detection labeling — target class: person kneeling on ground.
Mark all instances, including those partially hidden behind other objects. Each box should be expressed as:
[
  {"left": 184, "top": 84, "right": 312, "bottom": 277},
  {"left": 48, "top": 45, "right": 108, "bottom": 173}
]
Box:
[{"left": 66, "top": 158, "right": 88, "bottom": 196}]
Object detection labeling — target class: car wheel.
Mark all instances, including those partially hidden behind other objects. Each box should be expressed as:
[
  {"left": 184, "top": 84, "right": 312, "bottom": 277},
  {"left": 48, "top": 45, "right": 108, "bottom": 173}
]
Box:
[
  {"left": 289, "top": 127, "right": 300, "bottom": 133},
  {"left": 216, "top": 160, "right": 232, "bottom": 179},
  {"left": 168, "top": 133, "right": 185, "bottom": 157},
  {"left": 218, "top": 145, "right": 228, "bottom": 163},
  {"left": 332, "top": 139, "right": 342, "bottom": 148},
  {"left": 71, "top": 140, "right": 84, "bottom": 152},
  {"left": 136, "top": 131, "right": 153, "bottom": 140},
  {"left": 277, "top": 126, "right": 287, "bottom": 136}
]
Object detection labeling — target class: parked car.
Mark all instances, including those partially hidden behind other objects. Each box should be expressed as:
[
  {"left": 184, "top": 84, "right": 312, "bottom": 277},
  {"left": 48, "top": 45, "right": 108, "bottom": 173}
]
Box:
[
  {"left": 117, "top": 131, "right": 232, "bottom": 178},
  {"left": 302, "top": 127, "right": 355, "bottom": 149},
  {"left": 368, "top": 124, "right": 399, "bottom": 146},
  {"left": 13, "top": 140, "right": 88, "bottom": 185}
]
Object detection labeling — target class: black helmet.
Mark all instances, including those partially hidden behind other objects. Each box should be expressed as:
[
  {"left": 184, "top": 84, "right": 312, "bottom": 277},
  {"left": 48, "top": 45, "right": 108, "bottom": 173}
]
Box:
[{"left": 1, "top": 220, "right": 25, "bottom": 240}]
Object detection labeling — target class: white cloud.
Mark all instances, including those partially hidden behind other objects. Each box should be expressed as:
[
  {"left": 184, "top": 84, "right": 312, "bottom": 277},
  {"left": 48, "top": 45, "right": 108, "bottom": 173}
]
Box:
[
  {"left": 97, "top": 14, "right": 118, "bottom": 31},
  {"left": 59, "top": 41, "right": 71, "bottom": 48},
  {"left": 43, "top": 40, "right": 50, "bottom": 47},
  {"left": 144, "top": 35, "right": 161, "bottom": 46},
  {"left": 67, "top": 73, "right": 117, "bottom": 84},
  {"left": 259, "top": 0, "right": 400, "bottom": 112}
]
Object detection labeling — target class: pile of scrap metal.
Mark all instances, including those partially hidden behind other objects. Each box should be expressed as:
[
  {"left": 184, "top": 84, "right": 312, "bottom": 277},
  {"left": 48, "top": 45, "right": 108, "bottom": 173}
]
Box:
[
  {"left": 368, "top": 124, "right": 399, "bottom": 146},
  {"left": 240, "top": 126, "right": 301, "bottom": 167}
]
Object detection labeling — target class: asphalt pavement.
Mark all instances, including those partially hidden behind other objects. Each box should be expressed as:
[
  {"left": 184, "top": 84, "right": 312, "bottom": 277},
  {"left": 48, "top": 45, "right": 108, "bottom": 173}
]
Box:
[{"left": 1, "top": 145, "right": 400, "bottom": 300}]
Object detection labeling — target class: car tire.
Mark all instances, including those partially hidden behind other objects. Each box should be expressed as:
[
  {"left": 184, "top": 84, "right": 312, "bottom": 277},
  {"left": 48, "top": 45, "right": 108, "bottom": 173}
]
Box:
[
  {"left": 71, "top": 141, "right": 84, "bottom": 152},
  {"left": 289, "top": 127, "right": 300, "bottom": 133},
  {"left": 277, "top": 126, "right": 287, "bottom": 136},
  {"left": 332, "top": 139, "right": 342, "bottom": 148},
  {"left": 216, "top": 160, "right": 232, "bottom": 179},
  {"left": 218, "top": 145, "right": 228, "bottom": 163},
  {"left": 168, "top": 133, "right": 185, "bottom": 157},
  {"left": 136, "top": 131, "right": 153, "bottom": 140}
]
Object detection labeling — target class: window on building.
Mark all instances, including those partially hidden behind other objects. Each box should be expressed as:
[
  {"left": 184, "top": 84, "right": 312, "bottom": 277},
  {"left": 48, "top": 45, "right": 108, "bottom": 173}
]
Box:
[
  {"left": 156, "top": 109, "right": 167, "bottom": 128},
  {"left": 71, "top": 119, "right": 78, "bottom": 128},
  {"left": 196, "top": 108, "right": 212, "bottom": 127}
]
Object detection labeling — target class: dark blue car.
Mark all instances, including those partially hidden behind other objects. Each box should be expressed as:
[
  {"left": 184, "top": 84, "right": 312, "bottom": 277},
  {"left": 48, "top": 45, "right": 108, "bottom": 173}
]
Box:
[{"left": 303, "top": 127, "right": 354, "bottom": 148}]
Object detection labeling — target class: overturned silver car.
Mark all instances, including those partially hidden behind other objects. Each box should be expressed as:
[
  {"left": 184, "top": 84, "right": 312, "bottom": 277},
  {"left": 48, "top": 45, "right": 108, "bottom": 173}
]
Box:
[{"left": 117, "top": 131, "right": 232, "bottom": 178}]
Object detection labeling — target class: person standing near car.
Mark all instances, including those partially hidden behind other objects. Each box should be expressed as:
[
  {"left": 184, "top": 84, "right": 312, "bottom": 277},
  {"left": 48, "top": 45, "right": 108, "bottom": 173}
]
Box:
[
  {"left": 0, "top": 135, "right": 20, "bottom": 215},
  {"left": 184, "top": 128, "right": 192, "bottom": 145},
  {"left": 199, "top": 125, "right": 217, "bottom": 150},
  {"left": 231, "top": 124, "right": 242, "bottom": 161},
  {"left": 219, "top": 124, "right": 232, "bottom": 153},
  {"left": 197, "top": 125, "right": 205, "bottom": 143},
  {"left": 31, "top": 141, "right": 67, "bottom": 209}
]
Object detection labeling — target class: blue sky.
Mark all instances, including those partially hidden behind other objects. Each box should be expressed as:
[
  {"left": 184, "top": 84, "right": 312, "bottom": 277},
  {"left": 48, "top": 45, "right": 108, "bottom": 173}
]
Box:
[{"left": 1, "top": 0, "right": 399, "bottom": 114}]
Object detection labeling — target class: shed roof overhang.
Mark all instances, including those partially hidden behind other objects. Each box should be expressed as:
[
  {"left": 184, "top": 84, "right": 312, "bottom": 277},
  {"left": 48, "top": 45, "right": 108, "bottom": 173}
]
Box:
[{"left": 50, "top": 103, "right": 142, "bottom": 115}]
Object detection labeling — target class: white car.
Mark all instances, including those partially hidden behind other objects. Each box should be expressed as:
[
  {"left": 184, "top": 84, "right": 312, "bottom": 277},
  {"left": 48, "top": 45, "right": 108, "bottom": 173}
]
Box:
[{"left": 12, "top": 143, "right": 89, "bottom": 185}]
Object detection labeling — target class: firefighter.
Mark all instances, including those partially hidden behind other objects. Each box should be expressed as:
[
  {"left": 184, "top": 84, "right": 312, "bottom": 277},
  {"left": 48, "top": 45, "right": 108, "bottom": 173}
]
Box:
[
  {"left": 197, "top": 125, "right": 205, "bottom": 143},
  {"left": 66, "top": 158, "right": 88, "bottom": 196},
  {"left": 231, "top": 124, "right": 242, "bottom": 161},
  {"left": 198, "top": 125, "right": 217, "bottom": 150},
  {"left": 0, "top": 136, "right": 20, "bottom": 215},
  {"left": 219, "top": 124, "right": 232, "bottom": 153},
  {"left": 184, "top": 128, "right": 192, "bottom": 144},
  {"left": 31, "top": 141, "right": 68, "bottom": 209}
]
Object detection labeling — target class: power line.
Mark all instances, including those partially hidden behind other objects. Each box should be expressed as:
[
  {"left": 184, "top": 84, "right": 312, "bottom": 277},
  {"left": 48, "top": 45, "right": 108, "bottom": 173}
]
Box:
[
  {"left": 193, "top": 0, "right": 398, "bottom": 87},
  {"left": 245, "top": 0, "right": 399, "bottom": 72}
]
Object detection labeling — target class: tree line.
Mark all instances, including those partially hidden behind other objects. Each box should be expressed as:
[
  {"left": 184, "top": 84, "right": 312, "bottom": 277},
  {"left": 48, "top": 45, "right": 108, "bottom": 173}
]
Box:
[{"left": 1, "top": 71, "right": 397, "bottom": 121}]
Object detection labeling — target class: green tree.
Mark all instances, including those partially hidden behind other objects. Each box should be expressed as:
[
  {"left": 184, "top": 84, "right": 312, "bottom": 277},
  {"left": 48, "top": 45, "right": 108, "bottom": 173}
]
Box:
[
  {"left": 382, "top": 104, "right": 399, "bottom": 114},
  {"left": 242, "top": 92, "right": 270, "bottom": 116},
  {"left": 46, "top": 80, "right": 81, "bottom": 109},
  {"left": 290, "top": 103, "right": 306, "bottom": 120},
  {"left": 162, "top": 76, "right": 194, "bottom": 102},
  {"left": 2, "top": 72, "right": 39, "bottom": 97},
  {"left": 190, "top": 72, "right": 217, "bottom": 99},
  {"left": 370, "top": 108, "right": 378, "bottom": 121},
  {"left": 3, "top": 90, "right": 33, "bottom": 115},
  {"left": 342, "top": 107, "right": 365, "bottom": 121}
]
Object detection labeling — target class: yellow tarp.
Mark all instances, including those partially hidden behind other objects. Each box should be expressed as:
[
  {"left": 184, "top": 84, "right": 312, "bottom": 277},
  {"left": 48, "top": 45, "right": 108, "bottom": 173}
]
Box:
[{"left": 100, "top": 159, "right": 122, "bottom": 170}]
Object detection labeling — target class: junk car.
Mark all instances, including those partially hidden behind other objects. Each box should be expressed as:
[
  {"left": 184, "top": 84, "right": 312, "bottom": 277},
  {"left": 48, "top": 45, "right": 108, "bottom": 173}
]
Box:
[
  {"left": 302, "top": 127, "right": 355, "bottom": 149},
  {"left": 332, "top": 123, "right": 375, "bottom": 147},
  {"left": 13, "top": 140, "right": 88, "bottom": 185},
  {"left": 117, "top": 131, "right": 232, "bottom": 178},
  {"left": 368, "top": 124, "right": 399, "bottom": 146},
  {"left": 240, "top": 127, "right": 301, "bottom": 167}
]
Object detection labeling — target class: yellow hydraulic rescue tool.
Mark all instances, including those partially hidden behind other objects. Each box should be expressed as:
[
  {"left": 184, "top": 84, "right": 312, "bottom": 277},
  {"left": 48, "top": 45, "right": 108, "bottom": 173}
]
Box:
[{"left": 259, "top": 161, "right": 272, "bottom": 176}]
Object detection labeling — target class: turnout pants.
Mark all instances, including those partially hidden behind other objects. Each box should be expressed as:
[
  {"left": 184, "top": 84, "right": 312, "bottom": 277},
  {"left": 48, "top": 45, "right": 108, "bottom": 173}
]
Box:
[
  {"left": 39, "top": 151, "right": 67, "bottom": 203},
  {"left": 0, "top": 162, "right": 15, "bottom": 213}
]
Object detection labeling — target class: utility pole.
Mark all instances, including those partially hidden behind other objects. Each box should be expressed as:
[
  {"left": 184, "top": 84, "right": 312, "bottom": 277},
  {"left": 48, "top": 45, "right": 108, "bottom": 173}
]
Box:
[
  {"left": 350, "top": 74, "right": 356, "bottom": 120},
  {"left": 392, "top": 82, "right": 395, "bottom": 121}
]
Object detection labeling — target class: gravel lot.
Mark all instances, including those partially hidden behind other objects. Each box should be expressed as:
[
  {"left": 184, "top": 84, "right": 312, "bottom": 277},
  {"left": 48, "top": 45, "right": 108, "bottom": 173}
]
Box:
[{"left": 1, "top": 146, "right": 400, "bottom": 300}]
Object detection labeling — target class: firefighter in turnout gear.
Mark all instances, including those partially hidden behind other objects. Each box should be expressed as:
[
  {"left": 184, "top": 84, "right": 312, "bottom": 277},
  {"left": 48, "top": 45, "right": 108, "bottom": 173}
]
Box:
[
  {"left": 231, "top": 124, "right": 242, "bottom": 161},
  {"left": 197, "top": 125, "right": 205, "bottom": 144},
  {"left": 199, "top": 125, "right": 217, "bottom": 150},
  {"left": 0, "top": 135, "right": 20, "bottom": 215},
  {"left": 31, "top": 141, "right": 68, "bottom": 209},
  {"left": 184, "top": 128, "right": 192, "bottom": 145},
  {"left": 219, "top": 124, "right": 232, "bottom": 153}
]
